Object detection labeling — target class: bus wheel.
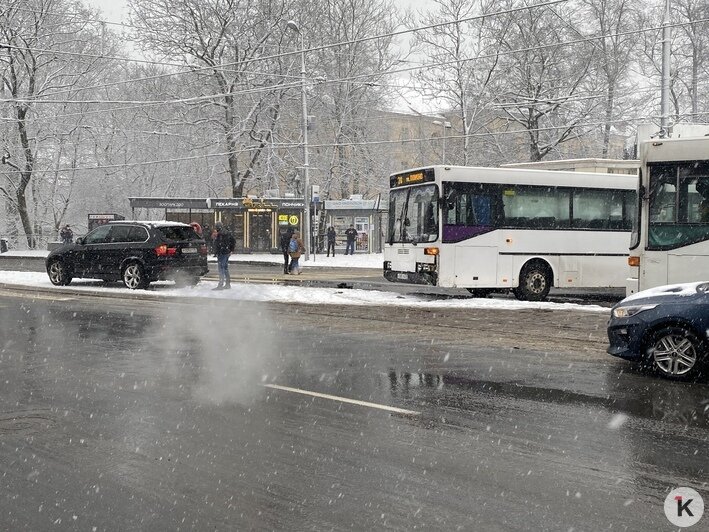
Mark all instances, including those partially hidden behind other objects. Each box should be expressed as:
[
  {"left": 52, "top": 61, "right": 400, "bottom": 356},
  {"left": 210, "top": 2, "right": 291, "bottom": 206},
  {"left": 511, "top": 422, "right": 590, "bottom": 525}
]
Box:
[
  {"left": 513, "top": 263, "right": 551, "bottom": 301},
  {"left": 467, "top": 288, "right": 493, "bottom": 298}
]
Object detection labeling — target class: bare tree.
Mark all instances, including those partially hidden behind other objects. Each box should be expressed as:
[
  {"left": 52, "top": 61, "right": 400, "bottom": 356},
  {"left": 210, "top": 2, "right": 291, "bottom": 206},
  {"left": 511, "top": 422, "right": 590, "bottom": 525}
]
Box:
[
  {"left": 0, "top": 0, "right": 108, "bottom": 247},
  {"left": 580, "top": 0, "right": 642, "bottom": 156},
  {"left": 301, "top": 0, "right": 404, "bottom": 201},
  {"left": 490, "top": 1, "right": 599, "bottom": 162},
  {"left": 412, "top": 0, "right": 509, "bottom": 165},
  {"left": 672, "top": 0, "right": 709, "bottom": 122},
  {"left": 128, "top": 0, "right": 297, "bottom": 198}
]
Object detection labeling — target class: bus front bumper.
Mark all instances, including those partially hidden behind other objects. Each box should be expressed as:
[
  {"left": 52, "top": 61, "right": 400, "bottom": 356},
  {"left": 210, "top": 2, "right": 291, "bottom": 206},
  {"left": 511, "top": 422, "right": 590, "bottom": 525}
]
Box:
[{"left": 383, "top": 261, "right": 437, "bottom": 285}]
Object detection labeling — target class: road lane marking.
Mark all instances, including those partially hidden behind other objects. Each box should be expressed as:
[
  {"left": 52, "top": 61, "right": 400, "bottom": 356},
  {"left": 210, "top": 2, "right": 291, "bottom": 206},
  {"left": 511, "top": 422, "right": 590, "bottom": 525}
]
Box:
[{"left": 262, "top": 384, "right": 420, "bottom": 416}]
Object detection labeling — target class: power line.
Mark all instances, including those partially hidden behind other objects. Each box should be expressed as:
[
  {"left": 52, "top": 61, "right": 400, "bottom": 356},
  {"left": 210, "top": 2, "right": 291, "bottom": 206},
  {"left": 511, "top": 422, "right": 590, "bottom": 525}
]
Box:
[
  {"left": 0, "top": 1, "right": 134, "bottom": 28},
  {"left": 0, "top": 0, "right": 570, "bottom": 81},
  {"left": 3, "top": 13, "right": 706, "bottom": 117},
  {"left": 7, "top": 110, "right": 707, "bottom": 176}
]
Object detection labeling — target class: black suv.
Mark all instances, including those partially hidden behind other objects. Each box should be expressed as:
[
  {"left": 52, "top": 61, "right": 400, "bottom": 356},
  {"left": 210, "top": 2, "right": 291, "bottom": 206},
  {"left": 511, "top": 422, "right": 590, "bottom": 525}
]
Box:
[{"left": 46, "top": 221, "right": 209, "bottom": 289}]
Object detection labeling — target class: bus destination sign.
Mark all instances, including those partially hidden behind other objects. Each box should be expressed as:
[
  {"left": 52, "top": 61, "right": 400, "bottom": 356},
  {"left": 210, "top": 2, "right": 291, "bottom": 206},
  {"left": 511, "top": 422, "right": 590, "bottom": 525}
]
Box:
[{"left": 390, "top": 169, "right": 435, "bottom": 188}]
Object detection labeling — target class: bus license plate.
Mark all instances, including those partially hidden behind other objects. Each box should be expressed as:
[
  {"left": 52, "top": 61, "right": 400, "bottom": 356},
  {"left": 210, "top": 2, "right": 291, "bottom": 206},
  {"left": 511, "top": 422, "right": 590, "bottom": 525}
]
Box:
[
  {"left": 397, "top": 273, "right": 408, "bottom": 280},
  {"left": 182, "top": 248, "right": 197, "bottom": 254}
]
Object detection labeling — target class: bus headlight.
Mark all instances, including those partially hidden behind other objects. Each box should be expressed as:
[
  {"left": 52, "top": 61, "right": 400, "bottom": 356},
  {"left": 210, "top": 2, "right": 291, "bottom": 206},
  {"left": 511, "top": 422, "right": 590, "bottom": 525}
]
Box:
[{"left": 383, "top": 261, "right": 391, "bottom": 270}]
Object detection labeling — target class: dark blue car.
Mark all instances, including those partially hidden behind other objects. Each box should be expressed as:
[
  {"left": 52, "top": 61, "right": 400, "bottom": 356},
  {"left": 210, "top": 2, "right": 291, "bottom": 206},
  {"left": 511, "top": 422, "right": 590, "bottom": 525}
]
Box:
[{"left": 607, "top": 282, "right": 709, "bottom": 380}]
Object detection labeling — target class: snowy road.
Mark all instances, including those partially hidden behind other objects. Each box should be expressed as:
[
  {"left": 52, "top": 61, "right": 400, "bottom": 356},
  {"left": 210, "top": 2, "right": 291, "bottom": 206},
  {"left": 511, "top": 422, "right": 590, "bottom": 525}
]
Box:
[{"left": 0, "top": 290, "right": 706, "bottom": 530}]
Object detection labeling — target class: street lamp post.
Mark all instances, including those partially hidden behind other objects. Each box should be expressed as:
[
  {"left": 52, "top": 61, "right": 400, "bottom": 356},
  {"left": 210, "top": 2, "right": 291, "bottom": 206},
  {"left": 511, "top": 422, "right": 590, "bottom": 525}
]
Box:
[
  {"left": 433, "top": 119, "right": 452, "bottom": 165},
  {"left": 287, "top": 20, "right": 310, "bottom": 261}
]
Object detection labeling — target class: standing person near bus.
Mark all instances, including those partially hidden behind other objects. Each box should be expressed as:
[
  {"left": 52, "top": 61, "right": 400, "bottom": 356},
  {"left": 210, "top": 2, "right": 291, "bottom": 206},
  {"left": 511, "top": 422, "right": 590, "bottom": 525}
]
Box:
[
  {"left": 203, "top": 224, "right": 212, "bottom": 254},
  {"left": 213, "top": 222, "right": 235, "bottom": 290},
  {"left": 288, "top": 232, "right": 305, "bottom": 274},
  {"left": 326, "top": 226, "right": 336, "bottom": 257},
  {"left": 280, "top": 227, "right": 295, "bottom": 274},
  {"left": 344, "top": 224, "right": 358, "bottom": 255}
]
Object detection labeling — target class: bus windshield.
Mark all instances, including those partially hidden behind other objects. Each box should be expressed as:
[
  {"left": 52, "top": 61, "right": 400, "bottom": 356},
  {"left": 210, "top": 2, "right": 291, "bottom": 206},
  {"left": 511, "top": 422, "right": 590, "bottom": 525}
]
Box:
[{"left": 388, "top": 184, "right": 439, "bottom": 243}]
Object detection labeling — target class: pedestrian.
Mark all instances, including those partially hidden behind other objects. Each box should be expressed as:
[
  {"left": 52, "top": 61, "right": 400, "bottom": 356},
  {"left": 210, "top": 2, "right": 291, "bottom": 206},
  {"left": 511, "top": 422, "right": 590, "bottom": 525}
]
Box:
[
  {"left": 288, "top": 231, "right": 305, "bottom": 275},
  {"left": 280, "top": 227, "right": 294, "bottom": 274},
  {"left": 344, "top": 224, "right": 357, "bottom": 255},
  {"left": 203, "top": 224, "right": 212, "bottom": 253},
  {"left": 326, "top": 226, "right": 336, "bottom": 257},
  {"left": 212, "top": 222, "right": 235, "bottom": 290},
  {"left": 60, "top": 224, "right": 73, "bottom": 244},
  {"left": 211, "top": 226, "right": 218, "bottom": 254}
]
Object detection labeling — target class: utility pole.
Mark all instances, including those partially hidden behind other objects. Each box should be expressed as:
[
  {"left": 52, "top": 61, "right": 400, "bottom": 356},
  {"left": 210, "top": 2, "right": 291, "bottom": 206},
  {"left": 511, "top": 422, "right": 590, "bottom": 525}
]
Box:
[
  {"left": 660, "top": 0, "right": 671, "bottom": 137},
  {"left": 287, "top": 20, "right": 311, "bottom": 262}
]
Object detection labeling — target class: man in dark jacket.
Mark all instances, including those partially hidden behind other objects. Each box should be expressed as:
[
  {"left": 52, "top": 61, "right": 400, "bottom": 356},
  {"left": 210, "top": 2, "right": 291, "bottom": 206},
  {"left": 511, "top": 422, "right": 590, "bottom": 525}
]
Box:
[
  {"left": 344, "top": 224, "right": 358, "bottom": 255},
  {"left": 326, "top": 226, "right": 336, "bottom": 257},
  {"left": 280, "top": 227, "right": 295, "bottom": 274},
  {"left": 213, "top": 222, "right": 236, "bottom": 290}
]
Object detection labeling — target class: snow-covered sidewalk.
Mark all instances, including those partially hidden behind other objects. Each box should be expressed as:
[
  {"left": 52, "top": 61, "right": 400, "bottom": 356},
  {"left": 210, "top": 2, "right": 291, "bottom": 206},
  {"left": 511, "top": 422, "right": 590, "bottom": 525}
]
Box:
[
  {"left": 1, "top": 249, "right": 381, "bottom": 269},
  {"left": 0, "top": 270, "right": 609, "bottom": 313}
]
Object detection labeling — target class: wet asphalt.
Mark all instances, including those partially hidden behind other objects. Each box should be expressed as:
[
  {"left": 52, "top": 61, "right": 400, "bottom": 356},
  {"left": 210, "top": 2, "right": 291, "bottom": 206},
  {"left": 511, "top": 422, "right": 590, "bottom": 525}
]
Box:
[{"left": 0, "top": 289, "right": 707, "bottom": 531}]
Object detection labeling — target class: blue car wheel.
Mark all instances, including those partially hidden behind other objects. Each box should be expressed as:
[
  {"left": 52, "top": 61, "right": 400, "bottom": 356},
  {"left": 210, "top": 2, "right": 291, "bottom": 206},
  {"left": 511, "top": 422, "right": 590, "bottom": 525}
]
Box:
[{"left": 646, "top": 325, "right": 703, "bottom": 380}]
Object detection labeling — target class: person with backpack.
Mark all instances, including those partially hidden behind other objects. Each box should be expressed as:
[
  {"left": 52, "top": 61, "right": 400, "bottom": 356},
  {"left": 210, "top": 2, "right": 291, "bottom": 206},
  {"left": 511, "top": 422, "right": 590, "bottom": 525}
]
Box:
[
  {"left": 288, "top": 232, "right": 305, "bottom": 275},
  {"left": 60, "top": 225, "right": 73, "bottom": 244},
  {"left": 213, "top": 222, "right": 236, "bottom": 290}
]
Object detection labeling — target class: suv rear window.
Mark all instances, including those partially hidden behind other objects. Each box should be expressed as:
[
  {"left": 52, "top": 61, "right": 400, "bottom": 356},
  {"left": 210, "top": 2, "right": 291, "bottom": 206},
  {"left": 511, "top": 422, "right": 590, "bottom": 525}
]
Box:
[{"left": 156, "top": 226, "right": 200, "bottom": 241}]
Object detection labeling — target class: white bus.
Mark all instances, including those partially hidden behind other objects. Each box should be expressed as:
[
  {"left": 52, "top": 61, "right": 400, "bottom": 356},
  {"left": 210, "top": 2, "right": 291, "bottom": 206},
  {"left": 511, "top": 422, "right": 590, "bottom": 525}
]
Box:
[
  {"left": 383, "top": 166, "right": 637, "bottom": 301},
  {"left": 627, "top": 136, "right": 709, "bottom": 295}
]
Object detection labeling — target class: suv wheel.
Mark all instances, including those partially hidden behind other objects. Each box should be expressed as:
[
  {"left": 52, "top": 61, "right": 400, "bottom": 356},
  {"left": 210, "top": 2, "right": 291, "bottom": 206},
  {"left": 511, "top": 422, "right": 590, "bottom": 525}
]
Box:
[
  {"left": 646, "top": 326, "right": 703, "bottom": 380},
  {"left": 47, "top": 260, "right": 72, "bottom": 286},
  {"left": 122, "top": 262, "right": 148, "bottom": 290}
]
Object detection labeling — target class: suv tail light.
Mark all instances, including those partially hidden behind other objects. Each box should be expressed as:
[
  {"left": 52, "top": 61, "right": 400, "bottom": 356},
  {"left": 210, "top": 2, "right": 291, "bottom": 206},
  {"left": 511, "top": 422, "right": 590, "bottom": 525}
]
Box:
[
  {"left": 199, "top": 245, "right": 208, "bottom": 255},
  {"left": 155, "top": 244, "right": 177, "bottom": 256}
]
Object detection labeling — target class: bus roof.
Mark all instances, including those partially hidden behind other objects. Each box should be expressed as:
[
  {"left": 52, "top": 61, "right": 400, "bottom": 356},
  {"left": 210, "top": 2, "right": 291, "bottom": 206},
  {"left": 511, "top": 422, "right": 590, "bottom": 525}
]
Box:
[
  {"left": 640, "top": 136, "right": 709, "bottom": 163},
  {"left": 391, "top": 165, "right": 637, "bottom": 190}
]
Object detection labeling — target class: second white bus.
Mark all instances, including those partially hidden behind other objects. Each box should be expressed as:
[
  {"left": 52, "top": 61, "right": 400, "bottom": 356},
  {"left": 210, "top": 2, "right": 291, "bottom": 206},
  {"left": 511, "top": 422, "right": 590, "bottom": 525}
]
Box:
[
  {"left": 383, "top": 166, "right": 637, "bottom": 301},
  {"left": 627, "top": 135, "right": 709, "bottom": 294}
]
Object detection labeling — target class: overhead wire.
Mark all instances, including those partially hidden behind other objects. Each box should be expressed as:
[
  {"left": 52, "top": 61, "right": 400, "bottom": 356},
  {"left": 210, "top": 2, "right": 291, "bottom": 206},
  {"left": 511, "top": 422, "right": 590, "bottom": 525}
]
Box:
[
  {"left": 0, "top": 1, "right": 706, "bottom": 174},
  {"left": 7, "top": 108, "right": 708, "bottom": 177}
]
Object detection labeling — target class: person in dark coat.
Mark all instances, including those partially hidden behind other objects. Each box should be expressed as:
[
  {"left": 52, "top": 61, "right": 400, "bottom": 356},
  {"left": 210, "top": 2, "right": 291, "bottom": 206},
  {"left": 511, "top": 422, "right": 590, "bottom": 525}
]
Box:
[
  {"left": 326, "top": 226, "right": 336, "bottom": 257},
  {"left": 213, "top": 222, "right": 236, "bottom": 290},
  {"left": 60, "top": 225, "right": 73, "bottom": 244},
  {"left": 203, "top": 224, "right": 212, "bottom": 254},
  {"left": 344, "top": 224, "right": 358, "bottom": 255},
  {"left": 280, "top": 227, "right": 295, "bottom": 274}
]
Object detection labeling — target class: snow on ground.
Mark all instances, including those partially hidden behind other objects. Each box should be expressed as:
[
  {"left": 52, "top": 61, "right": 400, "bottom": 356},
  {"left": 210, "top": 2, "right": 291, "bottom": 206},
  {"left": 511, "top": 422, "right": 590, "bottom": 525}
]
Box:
[
  {"left": 231, "top": 252, "right": 382, "bottom": 269},
  {"left": 1, "top": 249, "right": 52, "bottom": 258},
  {"left": 0, "top": 270, "right": 609, "bottom": 313},
  {"left": 0, "top": 249, "right": 381, "bottom": 268}
]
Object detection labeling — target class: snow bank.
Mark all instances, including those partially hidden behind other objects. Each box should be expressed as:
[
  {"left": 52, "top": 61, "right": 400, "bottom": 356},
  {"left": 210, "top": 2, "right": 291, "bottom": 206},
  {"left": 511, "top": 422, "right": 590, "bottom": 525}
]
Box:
[{"left": 0, "top": 270, "right": 609, "bottom": 313}]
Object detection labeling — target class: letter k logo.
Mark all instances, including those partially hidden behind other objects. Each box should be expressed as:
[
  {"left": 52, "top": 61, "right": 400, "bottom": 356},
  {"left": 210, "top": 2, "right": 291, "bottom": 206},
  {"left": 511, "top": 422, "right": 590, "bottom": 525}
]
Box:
[
  {"left": 666, "top": 488, "right": 704, "bottom": 527},
  {"left": 676, "top": 496, "right": 694, "bottom": 517}
]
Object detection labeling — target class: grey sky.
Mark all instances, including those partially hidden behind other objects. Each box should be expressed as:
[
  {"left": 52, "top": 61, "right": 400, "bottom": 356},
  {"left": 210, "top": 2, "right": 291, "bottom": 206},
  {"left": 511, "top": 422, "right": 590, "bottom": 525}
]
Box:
[{"left": 86, "top": 0, "right": 432, "bottom": 23}]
